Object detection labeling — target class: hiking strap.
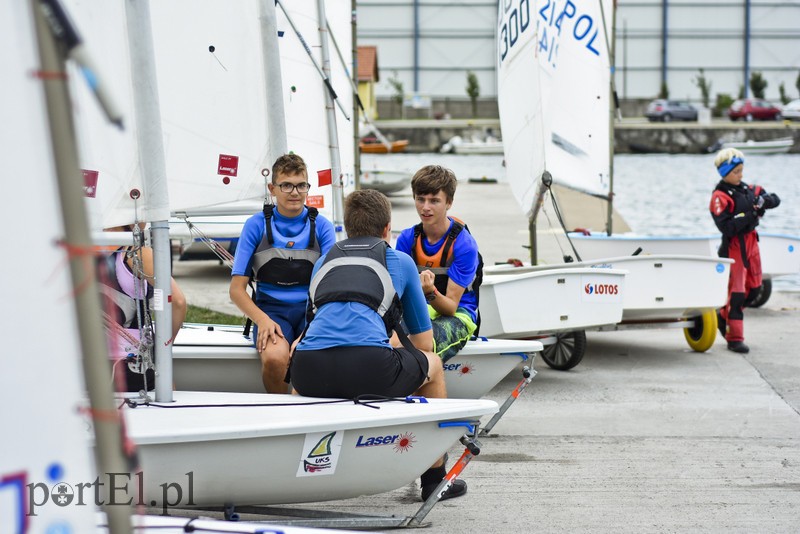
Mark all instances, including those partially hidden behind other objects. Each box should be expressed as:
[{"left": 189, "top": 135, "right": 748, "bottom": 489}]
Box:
[
  {"left": 262, "top": 203, "right": 319, "bottom": 248},
  {"left": 248, "top": 204, "right": 320, "bottom": 337},
  {"left": 262, "top": 203, "right": 275, "bottom": 245},
  {"left": 242, "top": 277, "right": 257, "bottom": 338}
]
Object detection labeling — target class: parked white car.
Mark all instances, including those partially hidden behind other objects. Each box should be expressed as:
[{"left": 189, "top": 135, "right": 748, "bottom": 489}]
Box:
[{"left": 782, "top": 99, "right": 800, "bottom": 121}]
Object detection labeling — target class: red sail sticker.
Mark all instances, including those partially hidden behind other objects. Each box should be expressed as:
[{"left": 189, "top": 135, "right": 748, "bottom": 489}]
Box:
[
  {"left": 306, "top": 195, "right": 324, "bottom": 208},
  {"left": 82, "top": 169, "right": 99, "bottom": 198},
  {"left": 218, "top": 154, "right": 239, "bottom": 177}
]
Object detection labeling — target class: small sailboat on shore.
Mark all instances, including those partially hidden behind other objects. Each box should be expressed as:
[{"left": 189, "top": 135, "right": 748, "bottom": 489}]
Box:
[
  {"left": 130, "top": 0, "right": 546, "bottom": 408},
  {"left": 359, "top": 138, "right": 409, "bottom": 154},
  {"left": 4, "top": 3, "right": 392, "bottom": 531},
  {"left": 486, "top": 0, "right": 730, "bottom": 366},
  {"left": 567, "top": 231, "right": 799, "bottom": 308},
  {"left": 172, "top": 324, "right": 541, "bottom": 399},
  {"left": 714, "top": 136, "right": 794, "bottom": 156},
  {"left": 67, "top": 0, "right": 499, "bottom": 511}
]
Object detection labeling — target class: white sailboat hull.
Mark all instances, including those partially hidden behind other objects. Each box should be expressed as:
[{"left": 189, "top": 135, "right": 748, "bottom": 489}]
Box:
[
  {"left": 748, "top": 233, "right": 799, "bottom": 277},
  {"left": 443, "top": 337, "right": 539, "bottom": 398},
  {"left": 720, "top": 137, "right": 794, "bottom": 155},
  {"left": 485, "top": 256, "right": 732, "bottom": 324},
  {"left": 568, "top": 232, "right": 799, "bottom": 279},
  {"left": 172, "top": 326, "right": 542, "bottom": 399},
  {"left": 359, "top": 168, "right": 412, "bottom": 195},
  {"left": 452, "top": 141, "right": 504, "bottom": 155},
  {"left": 568, "top": 232, "right": 718, "bottom": 259},
  {"left": 119, "top": 391, "right": 497, "bottom": 506},
  {"left": 479, "top": 267, "right": 627, "bottom": 337},
  {"left": 589, "top": 255, "right": 733, "bottom": 320}
]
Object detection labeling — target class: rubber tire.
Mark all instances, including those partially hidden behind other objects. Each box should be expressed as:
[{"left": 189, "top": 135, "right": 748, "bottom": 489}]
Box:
[
  {"left": 745, "top": 278, "right": 772, "bottom": 308},
  {"left": 662, "top": 113, "right": 672, "bottom": 122},
  {"left": 540, "top": 330, "right": 586, "bottom": 371},
  {"left": 745, "top": 113, "right": 754, "bottom": 122},
  {"left": 683, "top": 310, "right": 717, "bottom": 353}
]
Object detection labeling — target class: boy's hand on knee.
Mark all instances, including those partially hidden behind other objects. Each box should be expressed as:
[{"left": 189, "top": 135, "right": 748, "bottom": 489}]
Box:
[{"left": 257, "top": 316, "right": 284, "bottom": 351}]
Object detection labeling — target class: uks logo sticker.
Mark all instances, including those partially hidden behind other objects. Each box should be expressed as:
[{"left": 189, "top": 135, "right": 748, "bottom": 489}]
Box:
[
  {"left": 584, "top": 283, "right": 619, "bottom": 295},
  {"left": 297, "top": 431, "right": 343, "bottom": 477}
]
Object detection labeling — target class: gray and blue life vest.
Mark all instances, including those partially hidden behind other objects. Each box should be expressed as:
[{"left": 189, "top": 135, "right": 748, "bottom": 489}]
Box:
[
  {"left": 252, "top": 204, "right": 320, "bottom": 287},
  {"left": 307, "top": 236, "right": 403, "bottom": 336}
]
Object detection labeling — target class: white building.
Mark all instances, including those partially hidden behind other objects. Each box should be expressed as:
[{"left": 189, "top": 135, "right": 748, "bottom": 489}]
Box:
[{"left": 357, "top": 0, "right": 800, "bottom": 103}]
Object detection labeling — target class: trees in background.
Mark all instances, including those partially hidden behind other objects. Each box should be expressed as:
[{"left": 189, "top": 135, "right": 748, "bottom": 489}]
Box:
[{"left": 466, "top": 71, "right": 480, "bottom": 118}]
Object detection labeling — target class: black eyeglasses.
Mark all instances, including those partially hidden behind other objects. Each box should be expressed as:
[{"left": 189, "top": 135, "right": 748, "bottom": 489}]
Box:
[{"left": 275, "top": 182, "right": 310, "bottom": 193}]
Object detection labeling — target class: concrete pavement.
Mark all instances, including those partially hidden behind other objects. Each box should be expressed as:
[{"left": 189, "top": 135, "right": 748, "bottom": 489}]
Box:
[
  {"left": 271, "top": 291, "right": 800, "bottom": 532},
  {"left": 172, "top": 181, "right": 800, "bottom": 532}
]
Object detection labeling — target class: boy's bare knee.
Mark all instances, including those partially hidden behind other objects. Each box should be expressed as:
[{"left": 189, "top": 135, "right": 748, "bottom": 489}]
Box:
[
  {"left": 260, "top": 343, "right": 290, "bottom": 368},
  {"left": 424, "top": 352, "right": 444, "bottom": 381}
]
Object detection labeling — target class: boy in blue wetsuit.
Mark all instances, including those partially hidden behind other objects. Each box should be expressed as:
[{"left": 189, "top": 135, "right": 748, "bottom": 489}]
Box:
[
  {"left": 290, "top": 188, "right": 467, "bottom": 502},
  {"left": 395, "top": 165, "right": 480, "bottom": 361},
  {"left": 230, "top": 154, "right": 335, "bottom": 393}
]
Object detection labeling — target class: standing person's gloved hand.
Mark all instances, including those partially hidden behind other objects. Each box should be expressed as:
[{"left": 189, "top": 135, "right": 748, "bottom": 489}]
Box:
[
  {"left": 756, "top": 192, "right": 780, "bottom": 216},
  {"left": 763, "top": 192, "right": 781, "bottom": 209}
]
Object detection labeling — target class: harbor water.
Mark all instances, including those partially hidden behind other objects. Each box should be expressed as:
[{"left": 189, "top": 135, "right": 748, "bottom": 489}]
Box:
[{"left": 363, "top": 152, "right": 800, "bottom": 290}]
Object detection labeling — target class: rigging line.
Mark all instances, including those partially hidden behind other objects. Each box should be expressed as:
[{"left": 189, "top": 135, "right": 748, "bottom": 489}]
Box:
[
  {"left": 181, "top": 218, "right": 235, "bottom": 268},
  {"left": 547, "top": 187, "right": 583, "bottom": 263},
  {"left": 121, "top": 395, "right": 425, "bottom": 410},
  {"left": 207, "top": 45, "right": 228, "bottom": 71},
  {"left": 103, "top": 312, "right": 139, "bottom": 346},
  {"left": 125, "top": 219, "right": 155, "bottom": 390},
  {"left": 274, "top": 0, "right": 351, "bottom": 121},
  {"left": 125, "top": 520, "right": 286, "bottom": 533},
  {"left": 323, "top": 15, "right": 395, "bottom": 150},
  {"left": 597, "top": 0, "right": 621, "bottom": 119},
  {"left": 539, "top": 193, "right": 572, "bottom": 262}
]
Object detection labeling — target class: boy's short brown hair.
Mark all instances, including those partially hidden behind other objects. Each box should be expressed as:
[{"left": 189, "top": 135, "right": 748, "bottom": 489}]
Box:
[
  {"left": 411, "top": 165, "right": 457, "bottom": 203},
  {"left": 344, "top": 189, "right": 391, "bottom": 238},
  {"left": 271, "top": 153, "right": 308, "bottom": 183}
]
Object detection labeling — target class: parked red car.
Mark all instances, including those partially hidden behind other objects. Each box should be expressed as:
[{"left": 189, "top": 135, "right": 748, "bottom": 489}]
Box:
[{"left": 727, "top": 99, "right": 782, "bottom": 121}]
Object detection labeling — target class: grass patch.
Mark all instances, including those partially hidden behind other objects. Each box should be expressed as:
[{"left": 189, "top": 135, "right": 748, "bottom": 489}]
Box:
[{"left": 185, "top": 305, "right": 243, "bottom": 326}]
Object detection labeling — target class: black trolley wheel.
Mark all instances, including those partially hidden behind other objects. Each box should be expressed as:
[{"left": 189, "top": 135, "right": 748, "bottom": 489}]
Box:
[
  {"left": 745, "top": 279, "right": 772, "bottom": 308},
  {"left": 540, "top": 330, "right": 587, "bottom": 371}
]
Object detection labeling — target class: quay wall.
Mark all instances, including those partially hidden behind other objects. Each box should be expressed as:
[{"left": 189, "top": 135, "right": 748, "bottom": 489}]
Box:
[{"left": 371, "top": 119, "right": 800, "bottom": 154}]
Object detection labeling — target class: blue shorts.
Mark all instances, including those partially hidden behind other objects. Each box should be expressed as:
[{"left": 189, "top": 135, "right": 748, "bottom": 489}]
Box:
[{"left": 253, "top": 295, "right": 307, "bottom": 345}]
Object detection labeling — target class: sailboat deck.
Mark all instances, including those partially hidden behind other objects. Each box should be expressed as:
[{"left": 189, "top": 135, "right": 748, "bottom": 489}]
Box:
[{"left": 119, "top": 391, "right": 497, "bottom": 445}]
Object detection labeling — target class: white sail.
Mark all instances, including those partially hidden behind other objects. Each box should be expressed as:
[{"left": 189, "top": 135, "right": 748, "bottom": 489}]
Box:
[
  {"left": 497, "top": 0, "right": 613, "bottom": 217},
  {"left": 277, "top": 0, "right": 355, "bottom": 222},
  {"left": 1, "top": 2, "right": 96, "bottom": 531},
  {"left": 69, "top": 0, "right": 282, "bottom": 229},
  {"left": 66, "top": 0, "right": 145, "bottom": 229},
  {"left": 5, "top": 1, "right": 501, "bottom": 523},
  {"left": 149, "top": 0, "right": 276, "bottom": 215},
  {"left": 71, "top": 0, "right": 353, "bottom": 232}
]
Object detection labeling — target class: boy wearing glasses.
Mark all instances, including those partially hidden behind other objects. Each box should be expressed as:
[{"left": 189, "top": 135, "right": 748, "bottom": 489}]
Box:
[{"left": 230, "top": 154, "right": 335, "bottom": 392}]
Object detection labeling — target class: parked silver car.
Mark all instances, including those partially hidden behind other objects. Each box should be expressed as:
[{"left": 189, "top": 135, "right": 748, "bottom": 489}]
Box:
[
  {"left": 782, "top": 99, "right": 800, "bottom": 121},
  {"left": 645, "top": 99, "right": 698, "bottom": 122}
]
